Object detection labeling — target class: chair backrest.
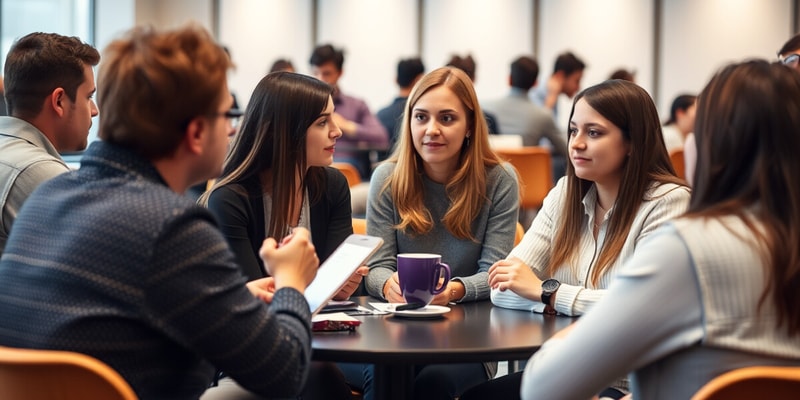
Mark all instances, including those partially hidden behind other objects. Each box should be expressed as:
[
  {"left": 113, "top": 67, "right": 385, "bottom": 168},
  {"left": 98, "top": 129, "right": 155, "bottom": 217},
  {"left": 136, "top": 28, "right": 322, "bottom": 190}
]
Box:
[
  {"left": 494, "top": 147, "right": 553, "bottom": 210},
  {"left": 514, "top": 221, "right": 525, "bottom": 246},
  {"left": 0, "top": 346, "right": 138, "bottom": 400},
  {"left": 691, "top": 366, "right": 800, "bottom": 400},
  {"left": 670, "top": 148, "right": 685, "bottom": 180},
  {"left": 332, "top": 162, "right": 362, "bottom": 187},
  {"left": 352, "top": 218, "right": 367, "bottom": 235}
]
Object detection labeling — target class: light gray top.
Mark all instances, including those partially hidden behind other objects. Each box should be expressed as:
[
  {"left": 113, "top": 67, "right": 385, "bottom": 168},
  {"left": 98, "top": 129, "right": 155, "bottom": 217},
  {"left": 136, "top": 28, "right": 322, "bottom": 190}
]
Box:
[
  {"left": 0, "top": 117, "right": 69, "bottom": 254},
  {"left": 365, "top": 162, "right": 519, "bottom": 302},
  {"left": 492, "top": 177, "right": 690, "bottom": 316},
  {"left": 483, "top": 88, "right": 568, "bottom": 155},
  {"left": 521, "top": 218, "right": 800, "bottom": 400}
]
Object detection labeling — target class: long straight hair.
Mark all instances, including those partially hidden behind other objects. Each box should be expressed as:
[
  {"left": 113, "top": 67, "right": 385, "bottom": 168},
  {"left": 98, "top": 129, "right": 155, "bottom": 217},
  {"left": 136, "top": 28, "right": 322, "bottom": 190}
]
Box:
[
  {"left": 384, "top": 67, "right": 504, "bottom": 240},
  {"left": 687, "top": 60, "right": 800, "bottom": 336},
  {"left": 548, "top": 80, "right": 684, "bottom": 284},
  {"left": 199, "top": 72, "right": 333, "bottom": 238}
]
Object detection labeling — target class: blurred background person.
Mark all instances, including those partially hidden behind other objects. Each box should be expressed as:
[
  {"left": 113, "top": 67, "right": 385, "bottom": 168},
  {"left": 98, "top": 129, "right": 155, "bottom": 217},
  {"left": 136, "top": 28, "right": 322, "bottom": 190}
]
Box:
[
  {"left": 608, "top": 67, "right": 636, "bottom": 82},
  {"left": 531, "top": 51, "right": 586, "bottom": 118},
  {"left": 446, "top": 53, "right": 501, "bottom": 135},
  {"left": 377, "top": 57, "right": 425, "bottom": 150},
  {"left": 310, "top": 44, "right": 388, "bottom": 179},
  {"left": 270, "top": 58, "right": 295, "bottom": 73},
  {"left": 483, "top": 55, "right": 567, "bottom": 181},
  {"left": 661, "top": 93, "right": 697, "bottom": 154}
]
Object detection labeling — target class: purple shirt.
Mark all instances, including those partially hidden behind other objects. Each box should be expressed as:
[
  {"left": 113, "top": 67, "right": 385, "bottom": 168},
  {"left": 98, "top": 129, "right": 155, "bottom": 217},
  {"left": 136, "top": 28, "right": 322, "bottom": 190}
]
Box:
[{"left": 333, "top": 90, "right": 389, "bottom": 151}]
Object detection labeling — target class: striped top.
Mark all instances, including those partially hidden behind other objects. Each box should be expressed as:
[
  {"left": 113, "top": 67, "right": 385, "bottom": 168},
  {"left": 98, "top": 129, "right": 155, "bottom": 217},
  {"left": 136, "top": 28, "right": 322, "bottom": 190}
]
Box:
[
  {"left": 521, "top": 218, "right": 800, "bottom": 400},
  {"left": 0, "top": 141, "right": 313, "bottom": 400},
  {"left": 493, "top": 177, "right": 691, "bottom": 316}
]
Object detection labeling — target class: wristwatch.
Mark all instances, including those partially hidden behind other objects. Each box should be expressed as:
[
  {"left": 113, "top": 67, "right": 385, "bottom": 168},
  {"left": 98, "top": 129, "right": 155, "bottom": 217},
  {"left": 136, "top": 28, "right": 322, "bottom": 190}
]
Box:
[{"left": 541, "top": 279, "right": 561, "bottom": 307}]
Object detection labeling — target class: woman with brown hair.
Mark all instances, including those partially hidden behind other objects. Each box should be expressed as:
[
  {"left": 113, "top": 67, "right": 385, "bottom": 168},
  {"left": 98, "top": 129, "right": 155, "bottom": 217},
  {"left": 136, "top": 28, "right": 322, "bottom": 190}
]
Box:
[{"left": 490, "top": 79, "right": 690, "bottom": 317}]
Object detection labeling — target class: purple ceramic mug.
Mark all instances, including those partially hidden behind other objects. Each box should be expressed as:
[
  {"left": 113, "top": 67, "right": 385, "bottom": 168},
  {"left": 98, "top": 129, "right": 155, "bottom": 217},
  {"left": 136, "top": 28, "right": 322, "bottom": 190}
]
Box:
[{"left": 397, "top": 253, "right": 451, "bottom": 305}]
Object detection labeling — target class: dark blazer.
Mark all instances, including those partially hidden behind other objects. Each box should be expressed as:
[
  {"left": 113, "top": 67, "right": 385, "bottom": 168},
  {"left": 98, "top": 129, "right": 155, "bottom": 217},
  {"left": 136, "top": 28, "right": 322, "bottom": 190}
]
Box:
[{"left": 206, "top": 167, "right": 353, "bottom": 281}]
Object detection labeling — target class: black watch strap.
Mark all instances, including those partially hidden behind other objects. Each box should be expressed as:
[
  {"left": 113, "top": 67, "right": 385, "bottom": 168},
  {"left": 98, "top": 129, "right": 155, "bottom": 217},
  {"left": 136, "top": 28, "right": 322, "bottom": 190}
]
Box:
[{"left": 541, "top": 279, "right": 560, "bottom": 307}]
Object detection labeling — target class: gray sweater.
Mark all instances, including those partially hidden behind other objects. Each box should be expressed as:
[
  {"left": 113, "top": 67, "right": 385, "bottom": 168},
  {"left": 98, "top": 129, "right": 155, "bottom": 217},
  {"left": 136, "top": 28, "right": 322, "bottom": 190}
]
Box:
[{"left": 365, "top": 162, "right": 519, "bottom": 302}]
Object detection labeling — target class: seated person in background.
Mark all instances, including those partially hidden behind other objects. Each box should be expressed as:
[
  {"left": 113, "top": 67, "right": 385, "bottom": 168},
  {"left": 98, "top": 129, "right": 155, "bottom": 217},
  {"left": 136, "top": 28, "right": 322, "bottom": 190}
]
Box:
[
  {"left": 463, "top": 79, "right": 690, "bottom": 400},
  {"left": 778, "top": 33, "right": 800, "bottom": 69},
  {"left": 377, "top": 57, "right": 425, "bottom": 150},
  {"left": 661, "top": 93, "right": 697, "bottom": 154},
  {"left": 310, "top": 44, "right": 388, "bottom": 179},
  {"left": 0, "top": 32, "right": 99, "bottom": 255},
  {"left": 269, "top": 58, "right": 295, "bottom": 73},
  {"left": 347, "top": 66, "right": 519, "bottom": 400},
  {"left": 608, "top": 67, "right": 636, "bottom": 82},
  {"left": 200, "top": 71, "right": 364, "bottom": 299},
  {"left": 531, "top": 51, "right": 586, "bottom": 119},
  {"left": 446, "top": 53, "right": 501, "bottom": 135},
  {"left": 0, "top": 24, "right": 320, "bottom": 400},
  {"left": 520, "top": 59, "right": 800, "bottom": 400},
  {"left": 483, "top": 55, "right": 567, "bottom": 179}
]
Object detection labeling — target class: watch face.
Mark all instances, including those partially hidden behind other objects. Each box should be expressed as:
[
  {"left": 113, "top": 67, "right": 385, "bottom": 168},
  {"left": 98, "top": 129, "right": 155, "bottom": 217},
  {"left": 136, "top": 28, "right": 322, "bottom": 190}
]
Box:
[{"left": 542, "top": 279, "right": 560, "bottom": 292}]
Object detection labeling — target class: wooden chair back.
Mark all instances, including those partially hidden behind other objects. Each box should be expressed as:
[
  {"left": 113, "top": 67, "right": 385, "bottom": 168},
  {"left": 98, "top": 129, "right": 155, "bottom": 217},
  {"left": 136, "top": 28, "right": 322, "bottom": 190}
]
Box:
[
  {"left": 494, "top": 147, "right": 553, "bottom": 210},
  {"left": 0, "top": 346, "right": 138, "bottom": 400},
  {"left": 691, "top": 366, "right": 800, "bottom": 400},
  {"left": 670, "top": 148, "right": 685, "bottom": 180},
  {"left": 332, "top": 163, "right": 362, "bottom": 187},
  {"left": 352, "top": 218, "right": 367, "bottom": 235}
]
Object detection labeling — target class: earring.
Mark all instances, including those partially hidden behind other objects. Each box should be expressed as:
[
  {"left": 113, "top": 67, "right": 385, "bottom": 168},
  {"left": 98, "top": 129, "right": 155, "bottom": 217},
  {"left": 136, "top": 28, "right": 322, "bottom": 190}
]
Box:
[{"left": 465, "top": 135, "right": 471, "bottom": 147}]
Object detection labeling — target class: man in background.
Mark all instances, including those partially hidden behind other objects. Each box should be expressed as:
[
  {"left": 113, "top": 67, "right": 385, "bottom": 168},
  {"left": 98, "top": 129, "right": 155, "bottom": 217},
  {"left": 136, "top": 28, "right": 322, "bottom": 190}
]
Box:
[
  {"left": 446, "top": 53, "right": 501, "bottom": 135},
  {"left": 310, "top": 44, "right": 388, "bottom": 179},
  {"left": 531, "top": 51, "right": 586, "bottom": 118},
  {"left": 0, "top": 32, "right": 99, "bottom": 255},
  {"left": 484, "top": 56, "right": 566, "bottom": 154},
  {"left": 377, "top": 57, "right": 424, "bottom": 150}
]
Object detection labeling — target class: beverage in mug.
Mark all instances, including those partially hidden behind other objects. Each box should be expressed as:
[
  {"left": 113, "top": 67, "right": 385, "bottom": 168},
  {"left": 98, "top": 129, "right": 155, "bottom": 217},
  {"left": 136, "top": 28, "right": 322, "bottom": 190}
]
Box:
[{"left": 397, "top": 253, "right": 451, "bottom": 306}]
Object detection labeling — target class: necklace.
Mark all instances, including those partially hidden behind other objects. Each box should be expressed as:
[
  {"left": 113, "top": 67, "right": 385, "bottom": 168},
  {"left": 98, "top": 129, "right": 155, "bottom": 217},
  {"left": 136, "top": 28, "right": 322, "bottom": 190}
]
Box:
[{"left": 594, "top": 200, "right": 607, "bottom": 230}]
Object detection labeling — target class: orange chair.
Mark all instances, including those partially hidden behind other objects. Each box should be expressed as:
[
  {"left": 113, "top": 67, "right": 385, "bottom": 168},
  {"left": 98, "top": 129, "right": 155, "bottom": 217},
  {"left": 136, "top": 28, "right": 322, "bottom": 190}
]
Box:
[
  {"left": 352, "top": 218, "right": 367, "bottom": 235},
  {"left": 691, "top": 366, "right": 800, "bottom": 400},
  {"left": 332, "top": 162, "right": 362, "bottom": 187},
  {"left": 0, "top": 346, "right": 137, "bottom": 400},
  {"left": 494, "top": 147, "right": 553, "bottom": 210},
  {"left": 670, "top": 148, "right": 685, "bottom": 180}
]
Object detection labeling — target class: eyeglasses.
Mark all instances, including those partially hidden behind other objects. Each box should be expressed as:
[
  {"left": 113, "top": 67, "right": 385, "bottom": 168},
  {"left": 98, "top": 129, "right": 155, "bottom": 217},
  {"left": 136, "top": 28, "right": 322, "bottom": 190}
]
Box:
[
  {"left": 780, "top": 53, "right": 800, "bottom": 68},
  {"left": 213, "top": 109, "right": 243, "bottom": 128}
]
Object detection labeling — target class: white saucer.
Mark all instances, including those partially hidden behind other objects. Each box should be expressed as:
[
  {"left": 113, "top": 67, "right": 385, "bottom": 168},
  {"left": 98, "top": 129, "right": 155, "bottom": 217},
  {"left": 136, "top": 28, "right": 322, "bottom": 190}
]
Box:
[{"left": 392, "top": 305, "right": 450, "bottom": 318}]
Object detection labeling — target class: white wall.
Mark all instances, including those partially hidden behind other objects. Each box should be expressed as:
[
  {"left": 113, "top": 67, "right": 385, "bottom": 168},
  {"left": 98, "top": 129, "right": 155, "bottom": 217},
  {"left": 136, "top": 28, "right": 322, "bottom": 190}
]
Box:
[
  {"left": 317, "top": 0, "right": 418, "bottom": 115},
  {"left": 95, "top": 0, "right": 135, "bottom": 53},
  {"left": 219, "top": 0, "right": 314, "bottom": 108},
  {"left": 659, "top": 0, "right": 792, "bottom": 114},
  {"left": 538, "top": 0, "right": 654, "bottom": 129},
  {"left": 69, "top": 0, "right": 800, "bottom": 126},
  {"left": 423, "top": 0, "right": 533, "bottom": 106},
  {"left": 135, "top": 0, "right": 213, "bottom": 31}
]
